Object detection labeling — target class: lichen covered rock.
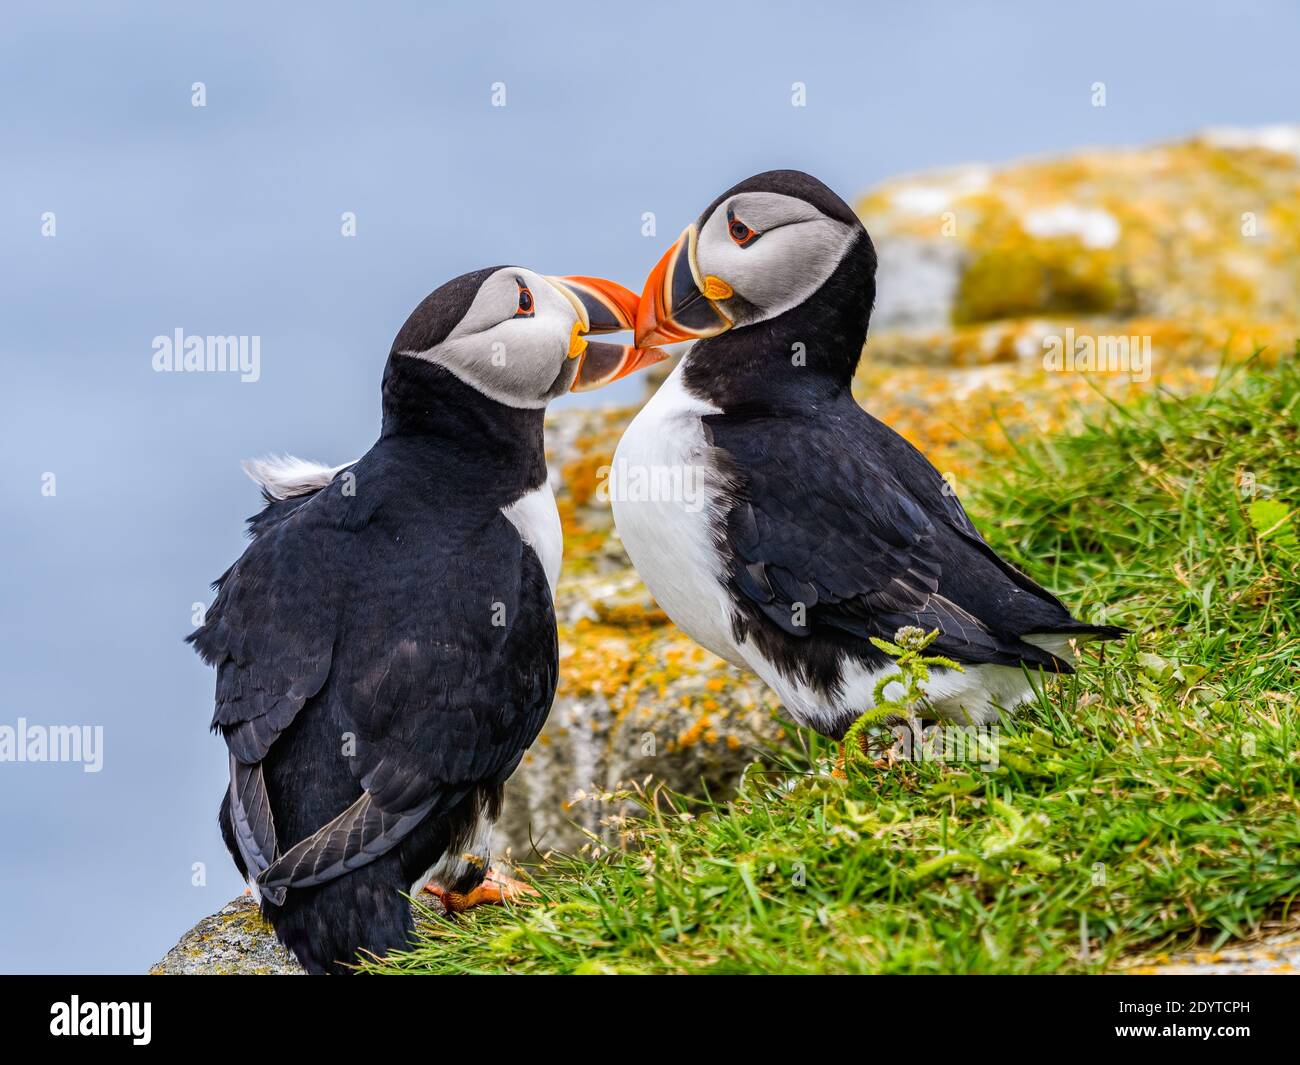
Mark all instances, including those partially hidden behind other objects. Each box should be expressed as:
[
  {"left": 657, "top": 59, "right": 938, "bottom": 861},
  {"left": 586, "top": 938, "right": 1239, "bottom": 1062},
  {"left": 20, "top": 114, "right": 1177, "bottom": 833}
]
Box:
[
  {"left": 861, "top": 128, "right": 1300, "bottom": 337},
  {"left": 151, "top": 896, "right": 302, "bottom": 975},
  {"left": 1125, "top": 919, "right": 1300, "bottom": 975},
  {"left": 151, "top": 893, "right": 457, "bottom": 975}
]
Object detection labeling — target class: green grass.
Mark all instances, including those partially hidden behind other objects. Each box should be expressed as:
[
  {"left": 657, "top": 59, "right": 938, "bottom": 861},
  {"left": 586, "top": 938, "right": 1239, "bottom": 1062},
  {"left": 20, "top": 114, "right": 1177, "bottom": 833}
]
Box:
[{"left": 371, "top": 354, "right": 1300, "bottom": 974}]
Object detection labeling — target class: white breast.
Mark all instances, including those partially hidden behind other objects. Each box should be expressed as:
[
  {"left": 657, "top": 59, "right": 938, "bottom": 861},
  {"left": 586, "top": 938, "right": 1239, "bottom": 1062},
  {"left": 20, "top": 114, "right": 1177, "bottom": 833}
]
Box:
[
  {"left": 412, "top": 802, "right": 496, "bottom": 896},
  {"left": 611, "top": 359, "right": 746, "bottom": 667},
  {"left": 501, "top": 480, "right": 562, "bottom": 598}
]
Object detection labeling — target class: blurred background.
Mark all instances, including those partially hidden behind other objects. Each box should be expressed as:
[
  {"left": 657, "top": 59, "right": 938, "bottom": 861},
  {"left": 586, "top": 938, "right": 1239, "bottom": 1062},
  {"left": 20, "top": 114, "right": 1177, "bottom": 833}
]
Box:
[{"left": 2, "top": 0, "right": 1298, "bottom": 972}]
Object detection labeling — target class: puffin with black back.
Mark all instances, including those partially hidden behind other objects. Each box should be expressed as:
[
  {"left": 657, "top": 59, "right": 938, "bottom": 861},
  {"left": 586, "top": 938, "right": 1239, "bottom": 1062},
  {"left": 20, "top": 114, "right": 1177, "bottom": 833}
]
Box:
[
  {"left": 613, "top": 170, "right": 1126, "bottom": 743},
  {"left": 189, "top": 267, "right": 665, "bottom": 974}
]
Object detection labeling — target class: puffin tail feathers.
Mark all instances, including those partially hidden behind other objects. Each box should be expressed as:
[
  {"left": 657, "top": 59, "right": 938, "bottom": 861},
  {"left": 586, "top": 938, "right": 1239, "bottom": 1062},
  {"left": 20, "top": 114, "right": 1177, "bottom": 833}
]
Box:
[
  {"left": 1021, "top": 622, "right": 1129, "bottom": 672},
  {"left": 263, "top": 857, "right": 414, "bottom": 976},
  {"left": 221, "top": 795, "right": 411, "bottom": 974},
  {"left": 1033, "top": 621, "right": 1130, "bottom": 642}
]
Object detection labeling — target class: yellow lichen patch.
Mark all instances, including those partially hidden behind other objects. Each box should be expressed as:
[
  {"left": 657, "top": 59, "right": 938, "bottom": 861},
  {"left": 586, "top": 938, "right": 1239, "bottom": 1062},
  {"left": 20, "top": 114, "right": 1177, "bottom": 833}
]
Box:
[
  {"left": 953, "top": 231, "right": 1134, "bottom": 325},
  {"left": 853, "top": 319, "right": 1296, "bottom": 488},
  {"left": 556, "top": 613, "right": 695, "bottom": 719},
  {"left": 555, "top": 592, "right": 760, "bottom": 731},
  {"left": 213, "top": 901, "right": 275, "bottom": 936},
  {"left": 864, "top": 315, "right": 1299, "bottom": 371},
  {"left": 561, "top": 449, "right": 610, "bottom": 509},
  {"left": 558, "top": 618, "right": 650, "bottom": 697},
  {"left": 544, "top": 410, "right": 638, "bottom": 579},
  {"left": 594, "top": 600, "right": 670, "bottom": 628},
  {"left": 676, "top": 714, "right": 714, "bottom": 750},
  {"left": 555, "top": 503, "right": 609, "bottom": 575}
]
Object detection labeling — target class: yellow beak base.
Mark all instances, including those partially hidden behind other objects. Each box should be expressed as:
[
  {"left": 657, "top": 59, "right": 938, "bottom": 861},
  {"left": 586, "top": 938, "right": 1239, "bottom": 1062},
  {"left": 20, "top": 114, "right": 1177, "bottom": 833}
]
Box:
[{"left": 567, "top": 320, "right": 589, "bottom": 360}]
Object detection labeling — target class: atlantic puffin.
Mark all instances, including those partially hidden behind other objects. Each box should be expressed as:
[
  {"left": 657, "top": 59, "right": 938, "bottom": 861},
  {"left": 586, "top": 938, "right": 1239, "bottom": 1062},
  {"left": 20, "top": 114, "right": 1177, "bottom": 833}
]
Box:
[
  {"left": 612, "top": 170, "right": 1125, "bottom": 742},
  {"left": 189, "top": 267, "right": 664, "bottom": 974}
]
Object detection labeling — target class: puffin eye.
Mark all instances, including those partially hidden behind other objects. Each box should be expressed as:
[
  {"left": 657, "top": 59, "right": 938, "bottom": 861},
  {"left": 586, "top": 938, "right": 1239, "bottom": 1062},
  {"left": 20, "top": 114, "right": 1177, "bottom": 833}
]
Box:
[
  {"left": 513, "top": 277, "right": 535, "bottom": 318},
  {"left": 726, "top": 208, "right": 759, "bottom": 248}
]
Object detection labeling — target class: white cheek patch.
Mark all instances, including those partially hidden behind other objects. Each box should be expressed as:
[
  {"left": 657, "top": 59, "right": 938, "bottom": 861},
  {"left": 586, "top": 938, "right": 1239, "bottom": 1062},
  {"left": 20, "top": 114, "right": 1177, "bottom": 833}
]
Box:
[
  {"left": 723, "top": 219, "right": 853, "bottom": 318},
  {"left": 399, "top": 267, "right": 576, "bottom": 409},
  {"left": 424, "top": 318, "right": 571, "bottom": 409},
  {"left": 696, "top": 193, "right": 856, "bottom": 326}
]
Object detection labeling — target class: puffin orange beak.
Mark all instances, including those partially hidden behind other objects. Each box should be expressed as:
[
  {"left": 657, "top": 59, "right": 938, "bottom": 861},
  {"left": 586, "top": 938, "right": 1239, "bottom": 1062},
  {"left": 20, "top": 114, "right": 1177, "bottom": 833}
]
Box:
[
  {"left": 634, "top": 225, "right": 733, "bottom": 348},
  {"left": 567, "top": 341, "right": 672, "bottom": 393},
  {"left": 548, "top": 276, "right": 670, "bottom": 392}
]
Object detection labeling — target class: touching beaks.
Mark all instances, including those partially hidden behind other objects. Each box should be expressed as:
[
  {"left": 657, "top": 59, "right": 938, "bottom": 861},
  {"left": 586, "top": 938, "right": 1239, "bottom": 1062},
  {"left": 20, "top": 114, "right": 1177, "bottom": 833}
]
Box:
[
  {"left": 634, "top": 225, "right": 734, "bottom": 348},
  {"left": 567, "top": 342, "right": 671, "bottom": 393},
  {"left": 547, "top": 276, "right": 671, "bottom": 391}
]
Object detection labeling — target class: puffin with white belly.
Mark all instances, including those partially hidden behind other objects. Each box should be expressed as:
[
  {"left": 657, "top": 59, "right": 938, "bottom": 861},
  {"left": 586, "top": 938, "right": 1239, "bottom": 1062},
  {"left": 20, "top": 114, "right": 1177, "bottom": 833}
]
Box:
[
  {"left": 189, "top": 267, "right": 664, "bottom": 974},
  {"left": 612, "top": 170, "right": 1125, "bottom": 742}
]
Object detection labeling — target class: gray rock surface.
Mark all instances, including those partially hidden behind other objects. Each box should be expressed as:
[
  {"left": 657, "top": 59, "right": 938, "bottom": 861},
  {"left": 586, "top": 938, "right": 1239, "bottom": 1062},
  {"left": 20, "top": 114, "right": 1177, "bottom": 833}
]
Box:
[
  {"left": 151, "top": 896, "right": 302, "bottom": 975},
  {"left": 1124, "top": 925, "right": 1300, "bottom": 976}
]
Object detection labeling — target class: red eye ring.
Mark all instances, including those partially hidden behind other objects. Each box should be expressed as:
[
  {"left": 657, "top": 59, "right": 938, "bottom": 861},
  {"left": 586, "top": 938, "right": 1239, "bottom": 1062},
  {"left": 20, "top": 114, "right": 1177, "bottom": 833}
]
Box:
[
  {"left": 513, "top": 277, "right": 535, "bottom": 318},
  {"left": 726, "top": 208, "right": 757, "bottom": 247}
]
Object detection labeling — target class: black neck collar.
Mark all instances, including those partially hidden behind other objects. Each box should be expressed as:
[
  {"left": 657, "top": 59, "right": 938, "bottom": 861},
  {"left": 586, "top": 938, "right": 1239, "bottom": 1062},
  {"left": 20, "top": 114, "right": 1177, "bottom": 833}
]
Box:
[
  {"left": 379, "top": 355, "right": 547, "bottom": 495},
  {"left": 681, "top": 231, "right": 875, "bottom": 411}
]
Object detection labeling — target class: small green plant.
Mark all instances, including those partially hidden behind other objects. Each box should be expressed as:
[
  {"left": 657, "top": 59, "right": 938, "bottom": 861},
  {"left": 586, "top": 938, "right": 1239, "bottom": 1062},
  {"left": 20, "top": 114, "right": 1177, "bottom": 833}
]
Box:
[
  {"left": 1247, "top": 498, "right": 1297, "bottom": 555},
  {"left": 839, "top": 626, "right": 964, "bottom": 771}
]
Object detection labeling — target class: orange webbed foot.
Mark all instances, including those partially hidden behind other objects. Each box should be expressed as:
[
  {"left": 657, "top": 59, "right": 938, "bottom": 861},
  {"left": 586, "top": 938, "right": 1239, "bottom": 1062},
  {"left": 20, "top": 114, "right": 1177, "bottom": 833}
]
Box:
[{"left": 424, "top": 868, "right": 538, "bottom": 913}]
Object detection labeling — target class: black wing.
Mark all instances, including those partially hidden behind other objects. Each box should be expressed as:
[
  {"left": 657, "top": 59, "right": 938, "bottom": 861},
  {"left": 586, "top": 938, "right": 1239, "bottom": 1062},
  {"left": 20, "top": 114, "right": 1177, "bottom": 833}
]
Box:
[
  {"left": 190, "top": 460, "right": 557, "bottom": 902},
  {"left": 705, "top": 402, "right": 1111, "bottom": 672}
]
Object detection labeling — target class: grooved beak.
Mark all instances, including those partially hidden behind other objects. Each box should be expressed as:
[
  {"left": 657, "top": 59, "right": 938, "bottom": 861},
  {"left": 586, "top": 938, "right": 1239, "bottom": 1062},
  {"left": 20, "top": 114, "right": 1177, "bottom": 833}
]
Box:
[
  {"left": 634, "top": 225, "right": 733, "bottom": 348},
  {"left": 568, "top": 342, "right": 672, "bottom": 393},
  {"left": 547, "top": 276, "right": 671, "bottom": 391}
]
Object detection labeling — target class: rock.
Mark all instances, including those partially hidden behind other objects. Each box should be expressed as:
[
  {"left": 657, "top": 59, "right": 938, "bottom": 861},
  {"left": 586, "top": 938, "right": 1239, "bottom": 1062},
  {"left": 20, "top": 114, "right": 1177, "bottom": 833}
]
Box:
[
  {"left": 871, "top": 234, "right": 966, "bottom": 332},
  {"left": 152, "top": 891, "right": 465, "bottom": 975},
  {"left": 151, "top": 896, "right": 302, "bottom": 975},
  {"left": 1124, "top": 921, "right": 1300, "bottom": 975},
  {"left": 859, "top": 128, "right": 1300, "bottom": 365}
]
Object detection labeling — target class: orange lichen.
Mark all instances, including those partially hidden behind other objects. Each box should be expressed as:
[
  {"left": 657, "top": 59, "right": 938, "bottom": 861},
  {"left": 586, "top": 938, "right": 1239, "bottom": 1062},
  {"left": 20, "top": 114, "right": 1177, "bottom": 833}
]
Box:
[
  {"left": 561, "top": 450, "right": 610, "bottom": 509},
  {"left": 677, "top": 715, "right": 713, "bottom": 749}
]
